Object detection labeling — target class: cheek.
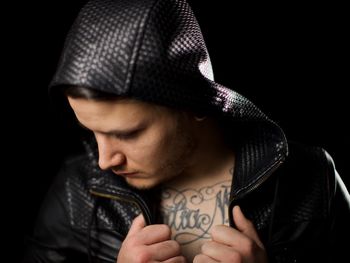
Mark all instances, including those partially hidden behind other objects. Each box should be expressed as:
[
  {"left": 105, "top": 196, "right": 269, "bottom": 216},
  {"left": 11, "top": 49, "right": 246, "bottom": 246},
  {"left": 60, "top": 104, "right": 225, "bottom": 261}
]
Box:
[
  {"left": 132, "top": 130, "right": 176, "bottom": 164},
  {"left": 125, "top": 129, "right": 171, "bottom": 163},
  {"left": 145, "top": 129, "right": 172, "bottom": 156}
]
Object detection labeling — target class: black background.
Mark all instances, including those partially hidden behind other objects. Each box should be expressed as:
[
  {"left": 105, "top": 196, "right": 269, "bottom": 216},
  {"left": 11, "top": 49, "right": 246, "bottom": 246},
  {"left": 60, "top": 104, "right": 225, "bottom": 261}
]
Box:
[{"left": 6, "top": 1, "right": 348, "bottom": 261}]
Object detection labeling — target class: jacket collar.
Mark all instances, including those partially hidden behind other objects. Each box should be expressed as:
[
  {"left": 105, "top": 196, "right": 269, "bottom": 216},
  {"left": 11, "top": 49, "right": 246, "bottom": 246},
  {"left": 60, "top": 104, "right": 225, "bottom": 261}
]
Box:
[
  {"left": 85, "top": 117, "right": 288, "bottom": 224},
  {"left": 231, "top": 121, "right": 288, "bottom": 199}
]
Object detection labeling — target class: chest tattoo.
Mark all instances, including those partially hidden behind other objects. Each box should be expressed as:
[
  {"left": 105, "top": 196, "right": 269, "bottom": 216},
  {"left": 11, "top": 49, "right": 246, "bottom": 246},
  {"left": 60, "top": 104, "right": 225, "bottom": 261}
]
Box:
[{"left": 161, "top": 180, "right": 231, "bottom": 245}]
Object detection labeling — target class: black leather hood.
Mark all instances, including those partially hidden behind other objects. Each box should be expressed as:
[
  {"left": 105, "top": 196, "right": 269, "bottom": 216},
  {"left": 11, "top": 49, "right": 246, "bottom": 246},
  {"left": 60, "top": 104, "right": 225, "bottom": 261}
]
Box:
[
  {"left": 49, "top": 0, "right": 288, "bottom": 195},
  {"left": 50, "top": 0, "right": 268, "bottom": 119}
]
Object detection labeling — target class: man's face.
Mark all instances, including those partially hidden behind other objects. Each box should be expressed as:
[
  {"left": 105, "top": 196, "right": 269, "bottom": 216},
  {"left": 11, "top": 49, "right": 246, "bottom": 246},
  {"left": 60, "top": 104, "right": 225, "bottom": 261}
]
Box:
[{"left": 67, "top": 97, "right": 196, "bottom": 189}]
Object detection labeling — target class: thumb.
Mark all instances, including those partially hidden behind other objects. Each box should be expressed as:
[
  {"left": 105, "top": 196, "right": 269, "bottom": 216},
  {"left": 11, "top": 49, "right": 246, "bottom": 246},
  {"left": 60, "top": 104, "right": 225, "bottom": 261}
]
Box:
[
  {"left": 232, "top": 206, "right": 264, "bottom": 248},
  {"left": 127, "top": 213, "right": 146, "bottom": 236}
]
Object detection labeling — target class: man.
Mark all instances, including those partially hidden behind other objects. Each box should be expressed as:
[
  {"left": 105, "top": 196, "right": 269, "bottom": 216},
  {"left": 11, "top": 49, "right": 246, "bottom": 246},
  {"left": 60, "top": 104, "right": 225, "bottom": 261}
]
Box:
[{"left": 24, "top": 0, "right": 350, "bottom": 262}]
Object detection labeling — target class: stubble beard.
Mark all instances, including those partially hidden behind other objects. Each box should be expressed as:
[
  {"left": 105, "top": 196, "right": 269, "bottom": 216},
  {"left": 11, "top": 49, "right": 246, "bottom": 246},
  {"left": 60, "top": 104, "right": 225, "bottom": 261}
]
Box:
[
  {"left": 128, "top": 124, "right": 197, "bottom": 190},
  {"left": 158, "top": 128, "right": 197, "bottom": 184}
]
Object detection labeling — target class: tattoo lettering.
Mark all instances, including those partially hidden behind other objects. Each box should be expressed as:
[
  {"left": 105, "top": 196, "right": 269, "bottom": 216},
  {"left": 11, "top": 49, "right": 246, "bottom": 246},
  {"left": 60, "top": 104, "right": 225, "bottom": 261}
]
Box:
[{"left": 161, "top": 180, "right": 231, "bottom": 245}]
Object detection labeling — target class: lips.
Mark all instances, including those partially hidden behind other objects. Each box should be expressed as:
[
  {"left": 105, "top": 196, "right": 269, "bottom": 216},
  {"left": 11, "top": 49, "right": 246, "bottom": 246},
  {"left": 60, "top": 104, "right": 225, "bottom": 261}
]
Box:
[{"left": 112, "top": 170, "right": 138, "bottom": 176}]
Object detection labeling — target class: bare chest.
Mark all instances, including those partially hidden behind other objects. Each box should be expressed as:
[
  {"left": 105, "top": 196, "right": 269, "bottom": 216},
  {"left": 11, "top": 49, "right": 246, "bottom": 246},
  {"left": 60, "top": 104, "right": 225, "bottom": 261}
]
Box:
[{"left": 160, "top": 180, "right": 231, "bottom": 261}]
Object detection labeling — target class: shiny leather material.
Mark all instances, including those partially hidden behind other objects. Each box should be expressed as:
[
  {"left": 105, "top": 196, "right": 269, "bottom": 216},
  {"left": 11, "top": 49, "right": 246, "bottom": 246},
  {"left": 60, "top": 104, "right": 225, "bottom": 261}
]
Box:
[
  {"left": 23, "top": 143, "right": 350, "bottom": 263},
  {"left": 25, "top": 0, "right": 350, "bottom": 262},
  {"left": 50, "top": 0, "right": 288, "bottom": 215}
]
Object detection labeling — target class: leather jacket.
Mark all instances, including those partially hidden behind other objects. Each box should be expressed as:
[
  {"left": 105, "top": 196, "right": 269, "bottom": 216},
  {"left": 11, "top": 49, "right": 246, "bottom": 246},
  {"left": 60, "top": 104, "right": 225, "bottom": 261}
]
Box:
[
  {"left": 23, "top": 141, "right": 350, "bottom": 263},
  {"left": 24, "top": 0, "right": 350, "bottom": 262}
]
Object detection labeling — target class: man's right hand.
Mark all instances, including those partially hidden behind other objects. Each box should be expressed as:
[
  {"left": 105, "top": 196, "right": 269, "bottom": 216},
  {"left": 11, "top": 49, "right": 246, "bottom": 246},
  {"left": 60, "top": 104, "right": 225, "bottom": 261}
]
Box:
[{"left": 117, "top": 214, "right": 186, "bottom": 263}]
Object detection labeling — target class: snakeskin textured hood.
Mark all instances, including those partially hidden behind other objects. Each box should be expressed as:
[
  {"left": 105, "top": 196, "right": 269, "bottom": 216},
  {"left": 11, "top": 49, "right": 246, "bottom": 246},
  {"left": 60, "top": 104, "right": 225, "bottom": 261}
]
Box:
[
  {"left": 50, "top": 0, "right": 288, "bottom": 195},
  {"left": 50, "top": 0, "right": 264, "bottom": 118}
]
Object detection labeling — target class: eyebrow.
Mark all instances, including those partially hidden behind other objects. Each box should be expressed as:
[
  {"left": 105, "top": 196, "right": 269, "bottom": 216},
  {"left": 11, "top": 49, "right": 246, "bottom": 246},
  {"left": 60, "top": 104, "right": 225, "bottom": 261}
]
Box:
[{"left": 77, "top": 120, "right": 146, "bottom": 136}]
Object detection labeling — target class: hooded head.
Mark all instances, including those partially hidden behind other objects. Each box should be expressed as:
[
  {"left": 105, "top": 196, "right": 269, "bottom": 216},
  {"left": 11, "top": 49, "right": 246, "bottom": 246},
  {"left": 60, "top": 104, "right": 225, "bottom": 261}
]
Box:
[
  {"left": 50, "top": 0, "right": 288, "bottom": 192},
  {"left": 51, "top": 0, "right": 215, "bottom": 112},
  {"left": 50, "top": 0, "right": 261, "bottom": 118}
]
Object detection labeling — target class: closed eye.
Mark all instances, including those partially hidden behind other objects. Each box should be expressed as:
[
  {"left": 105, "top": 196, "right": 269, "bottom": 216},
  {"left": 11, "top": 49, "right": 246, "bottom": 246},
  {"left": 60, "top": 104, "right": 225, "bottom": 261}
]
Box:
[
  {"left": 113, "top": 129, "right": 142, "bottom": 140},
  {"left": 75, "top": 119, "right": 148, "bottom": 140}
]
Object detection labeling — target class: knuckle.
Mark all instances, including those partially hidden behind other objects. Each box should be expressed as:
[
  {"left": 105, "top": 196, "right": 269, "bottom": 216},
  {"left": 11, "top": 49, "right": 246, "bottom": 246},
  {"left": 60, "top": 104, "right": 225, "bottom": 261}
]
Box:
[
  {"left": 137, "top": 249, "right": 152, "bottom": 263},
  {"left": 210, "top": 225, "right": 221, "bottom": 237},
  {"left": 227, "top": 252, "right": 242, "bottom": 263},
  {"left": 193, "top": 254, "right": 206, "bottom": 263},
  {"left": 175, "top": 256, "right": 187, "bottom": 263},
  {"left": 126, "top": 236, "right": 139, "bottom": 247},
  {"left": 158, "top": 224, "right": 171, "bottom": 238},
  {"left": 200, "top": 241, "right": 213, "bottom": 253},
  {"left": 164, "top": 240, "right": 181, "bottom": 254},
  {"left": 242, "top": 238, "right": 258, "bottom": 255},
  {"left": 171, "top": 240, "right": 181, "bottom": 253}
]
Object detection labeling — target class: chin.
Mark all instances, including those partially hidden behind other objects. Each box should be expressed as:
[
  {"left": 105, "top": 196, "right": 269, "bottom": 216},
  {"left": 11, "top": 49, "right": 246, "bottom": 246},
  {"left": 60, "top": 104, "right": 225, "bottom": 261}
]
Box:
[{"left": 125, "top": 178, "right": 159, "bottom": 190}]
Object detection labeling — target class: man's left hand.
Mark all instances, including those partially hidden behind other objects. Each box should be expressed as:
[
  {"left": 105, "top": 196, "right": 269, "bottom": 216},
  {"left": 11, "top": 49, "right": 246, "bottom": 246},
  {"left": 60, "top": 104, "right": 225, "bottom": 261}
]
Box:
[{"left": 194, "top": 206, "right": 268, "bottom": 263}]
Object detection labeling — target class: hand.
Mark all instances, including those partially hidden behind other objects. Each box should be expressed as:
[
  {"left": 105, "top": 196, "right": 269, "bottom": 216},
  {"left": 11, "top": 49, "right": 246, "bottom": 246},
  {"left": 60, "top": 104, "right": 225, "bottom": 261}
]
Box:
[
  {"left": 117, "top": 214, "right": 186, "bottom": 263},
  {"left": 194, "top": 206, "right": 268, "bottom": 263}
]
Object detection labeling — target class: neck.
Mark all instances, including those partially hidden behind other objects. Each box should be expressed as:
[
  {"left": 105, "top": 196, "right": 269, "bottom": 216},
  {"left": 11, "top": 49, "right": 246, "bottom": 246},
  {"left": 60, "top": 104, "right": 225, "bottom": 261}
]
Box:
[
  {"left": 169, "top": 117, "right": 235, "bottom": 186},
  {"left": 160, "top": 119, "right": 234, "bottom": 262}
]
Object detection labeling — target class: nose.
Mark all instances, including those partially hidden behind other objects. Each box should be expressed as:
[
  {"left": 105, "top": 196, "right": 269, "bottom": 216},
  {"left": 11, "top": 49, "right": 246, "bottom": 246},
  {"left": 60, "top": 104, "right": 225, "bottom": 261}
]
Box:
[{"left": 96, "top": 135, "right": 126, "bottom": 170}]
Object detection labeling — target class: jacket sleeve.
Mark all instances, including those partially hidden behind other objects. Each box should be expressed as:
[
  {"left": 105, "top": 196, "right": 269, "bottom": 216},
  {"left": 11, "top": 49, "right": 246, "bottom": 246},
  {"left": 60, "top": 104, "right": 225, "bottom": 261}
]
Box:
[
  {"left": 325, "top": 151, "right": 350, "bottom": 262},
  {"left": 22, "top": 165, "right": 88, "bottom": 262}
]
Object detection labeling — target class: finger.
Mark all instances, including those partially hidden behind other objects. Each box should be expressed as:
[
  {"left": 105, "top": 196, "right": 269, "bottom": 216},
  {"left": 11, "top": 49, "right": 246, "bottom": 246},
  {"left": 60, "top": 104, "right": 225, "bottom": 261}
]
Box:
[
  {"left": 127, "top": 214, "right": 146, "bottom": 236},
  {"left": 211, "top": 224, "right": 243, "bottom": 247},
  {"left": 136, "top": 224, "right": 172, "bottom": 245},
  {"left": 148, "top": 240, "right": 181, "bottom": 261},
  {"left": 211, "top": 225, "right": 266, "bottom": 260},
  {"left": 201, "top": 241, "right": 241, "bottom": 262},
  {"left": 162, "top": 255, "right": 187, "bottom": 263},
  {"left": 232, "top": 206, "right": 264, "bottom": 248},
  {"left": 193, "top": 254, "right": 218, "bottom": 263}
]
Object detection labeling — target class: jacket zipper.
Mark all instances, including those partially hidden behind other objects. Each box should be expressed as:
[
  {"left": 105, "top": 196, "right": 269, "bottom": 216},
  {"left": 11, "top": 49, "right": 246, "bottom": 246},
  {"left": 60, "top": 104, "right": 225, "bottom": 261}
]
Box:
[
  {"left": 240, "top": 158, "right": 285, "bottom": 197},
  {"left": 89, "top": 189, "right": 152, "bottom": 225},
  {"left": 229, "top": 158, "right": 285, "bottom": 226}
]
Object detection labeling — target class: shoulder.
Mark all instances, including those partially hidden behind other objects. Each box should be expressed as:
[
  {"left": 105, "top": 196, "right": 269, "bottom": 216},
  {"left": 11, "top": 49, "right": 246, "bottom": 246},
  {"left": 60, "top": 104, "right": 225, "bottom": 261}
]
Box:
[
  {"left": 284, "top": 141, "right": 333, "bottom": 170},
  {"left": 274, "top": 141, "right": 337, "bottom": 221},
  {"left": 34, "top": 153, "right": 93, "bottom": 232},
  {"left": 26, "top": 152, "right": 126, "bottom": 261},
  {"left": 24, "top": 153, "right": 93, "bottom": 260},
  {"left": 57, "top": 153, "right": 92, "bottom": 182},
  {"left": 266, "top": 141, "right": 350, "bottom": 261},
  {"left": 282, "top": 141, "right": 335, "bottom": 187}
]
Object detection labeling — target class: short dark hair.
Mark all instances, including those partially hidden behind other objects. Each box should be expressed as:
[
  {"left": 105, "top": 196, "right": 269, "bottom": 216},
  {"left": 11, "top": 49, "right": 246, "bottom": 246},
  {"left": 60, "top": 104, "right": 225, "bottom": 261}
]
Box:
[
  {"left": 63, "top": 86, "right": 120, "bottom": 100},
  {"left": 61, "top": 86, "right": 235, "bottom": 147}
]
